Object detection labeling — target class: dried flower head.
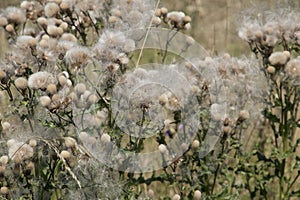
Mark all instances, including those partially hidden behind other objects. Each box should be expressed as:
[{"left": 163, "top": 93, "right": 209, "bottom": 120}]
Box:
[
  {"left": 172, "top": 194, "right": 181, "bottom": 200},
  {"left": 40, "top": 96, "right": 52, "bottom": 107},
  {"left": 74, "top": 83, "right": 86, "bottom": 96},
  {"left": 101, "top": 133, "right": 111, "bottom": 143},
  {"left": 5, "top": 7, "right": 26, "bottom": 24},
  {"left": 60, "top": 150, "right": 71, "bottom": 159},
  {"left": 65, "top": 46, "right": 90, "bottom": 68},
  {"left": 0, "top": 187, "right": 8, "bottom": 195},
  {"left": 0, "top": 155, "right": 9, "bottom": 165},
  {"left": 269, "top": 51, "right": 290, "bottom": 66},
  {"left": 45, "top": 2, "right": 60, "bottom": 18},
  {"left": 28, "top": 71, "right": 57, "bottom": 90},
  {"left": 14, "top": 77, "right": 28, "bottom": 90},
  {"left": 0, "top": 16, "right": 8, "bottom": 26},
  {"left": 158, "top": 144, "right": 167, "bottom": 154},
  {"left": 193, "top": 190, "right": 202, "bottom": 200}
]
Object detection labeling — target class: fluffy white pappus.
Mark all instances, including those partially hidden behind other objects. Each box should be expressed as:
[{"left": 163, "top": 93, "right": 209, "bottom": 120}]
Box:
[
  {"left": 45, "top": 2, "right": 60, "bottom": 18},
  {"left": 284, "top": 58, "right": 300, "bottom": 79},
  {"left": 16, "top": 35, "right": 37, "bottom": 48},
  {"left": 65, "top": 46, "right": 90, "bottom": 68},
  {"left": 4, "top": 7, "right": 26, "bottom": 24},
  {"left": 110, "top": 0, "right": 155, "bottom": 30},
  {"left": 28, "top": 71, "right": 57, "bottom": 90},
  {"left": 60, "top": 33, "right": 78, "bottom": 43},
  {"left": 57, "top": 40, "right": 77, "bottom": 55}
]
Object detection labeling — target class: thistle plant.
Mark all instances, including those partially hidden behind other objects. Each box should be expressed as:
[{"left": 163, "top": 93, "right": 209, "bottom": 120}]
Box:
[
  {"left": 238, "top": 6, "right": 300, "bottom": 199},
  {"left": 0, "top": 0, "right": 299, "bottom": 200}
]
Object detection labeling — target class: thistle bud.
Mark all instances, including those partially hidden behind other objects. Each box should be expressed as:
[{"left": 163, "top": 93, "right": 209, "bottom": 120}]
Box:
[
  {"left": 183, "top": 16, "right": 192, "bottom": 24},
  {"left": 65, "top": 137, "right": 76, "bottom": 148},
  {"left": 2, "top": 122, "right": 10, "bottom": 132},
  {"left": 160, "top": 7, "right": 168, "bottom": 15},
  {"left": 0, "top": 17, "right": 8, "bottom": 26},
  {"left": 172, "top": 194, "right": 181, "bottom": 200},
  {"left": 5, "top": 24, "right": 14, "bottom": 33},
  {"left": 45, "top": 2, "right": 60, "bottom": 18},
  {"left": 0, "top": 156, "right": 8, "bottom": 165},
  {"left": 101, "top": 133, "right": 111, "bottom": 143},
  {"left": 108, "top": 16, "right": 117, "bottom": 23},
  {"left": 37, "top": 17, "right": 48, "bottom": 26},
  {"left": 267, "top": 66, "right": 276, "bottom": 74},
  {"left": 46, "top": 83, "right": 57, "bottom": 94},
  {"left": 29, "top": 139, "right": 37, "bottom": 147},
  {"left": 74, "top": 83, "right": 86, "bottom": 96},
  {"left": 0, "top": 187, "right": 8, "bottom": 195},
  {"left": 60, "top": 150, "right": 71, "bottom": 159},
  {"left": 191, "top": 140, "right": 200, "bottom": 150},
  {"left": 39, "top": 96, "right": 51, "bottom": 107},
  {"left": 158, "top": 144, "right": 167, "bottom": 154},
  {"left": 60, "top": 2, "right": 70, "bottom": 10},
  {"left": 239, "top": 110, "right": 250, "bottom": 121},
  {"left": 193, "top": 190, "right": 202, "bottom": 200},
  {"left": 14, "top": 77, "right": 27, "bottom": 90}
]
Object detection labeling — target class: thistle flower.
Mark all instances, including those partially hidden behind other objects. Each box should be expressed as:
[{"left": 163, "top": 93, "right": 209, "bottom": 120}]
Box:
[
  {"left": 87, "top": 94, "right": 98, "bottom": 105},
  {"left": 101, "top": 133, "right": 111, "bottom": 143},
  {"left": 2, "top": 121, "right": 11, "bottom": 132},
  {"left": 285, "top": 58, "right": 300, "bottom": 81},
  {"left": 79, "top": 131, "right": 89, "bottom": 141},
  {"left": 46, "top": 83, "right": 57, "bottom": 94},
  {"left": 108, "top": 16, "right": 118, "bottom": 23},
  {"left": 47, "top": 25, "right": 61, "bottom": 36},
  {"left": 45, "top": 2, "right": 60, "bottom": 18},
  {"left": 5, "top": 24, "right": 14, "bottom": 33},
  {"left": 0, "top": 155, "right": 8, "bottom": 165},
  {"left": 191, "top": 140, "right": 200, "bottom": 150},
  {"left": 28, "top": 139, "right": 37, "bottom": 147},
  {"left": 40, "top": 96, "right": 52, "bottom": 107},
  {"left": 60, "top": 33, "right": 77, "bottom": 43},
  {"left": 65, "top": 137, "right": 76, "bottom": 148},
  {"left": 28, "top": 71, "right": 57, "bottom": 90},
  {"left": 60, "top": 150, "right": 71, "bottom": 159},
  {"left": 0, "top": 187, "right": 8, "bottom": 195},
  {"left": 167, "top": 11, "right": 185, "bottom": 24},
  {"left": 267, "top": 66, "right": 276, "bottom": 74},
  {"left": 158, "top": 144, "right": 167, "bottom": 154},
  {"left": 110, "top": 0, "right": 155, "bottom": 30},
  {"left": 0, "top": 16, "right": 8, "bottom": 26},
  {"left": 269, "top": 51, "right": 290, "bottom": 66},
  {"left": 65, "top": 46, "right": 90, "bottom": 68},
  {"left": 74, "top": 83, "right": 86, "bottom": 96},
  {"left": 37, "top": 17, "right": 48, "bottom": 26},
  {"left": 5, "top": 7, "right": 26, "bottom": 24},
  {"left": 14, "top": 77, "right": 28, "bottom": 90},
  {"left": 152, "top": 16, "right": 161, "bottom": 26},
  {"left": 16, "top": 35, "right": 37, "bottom": 48},
  {"left": 239, "top": 110, "right": 250, "bottom": 121},
  {"left": 60, "top": 1, "right": 70, "bottom": 10},
  {"left": 193, "top": 190, "right": 202, "bottom": 200},
  {"left": 172, "top": 194, "right": 181, "bottom": 200},
  {"left": 6, "top": 139, "right": 15, "bottom": 148}
]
